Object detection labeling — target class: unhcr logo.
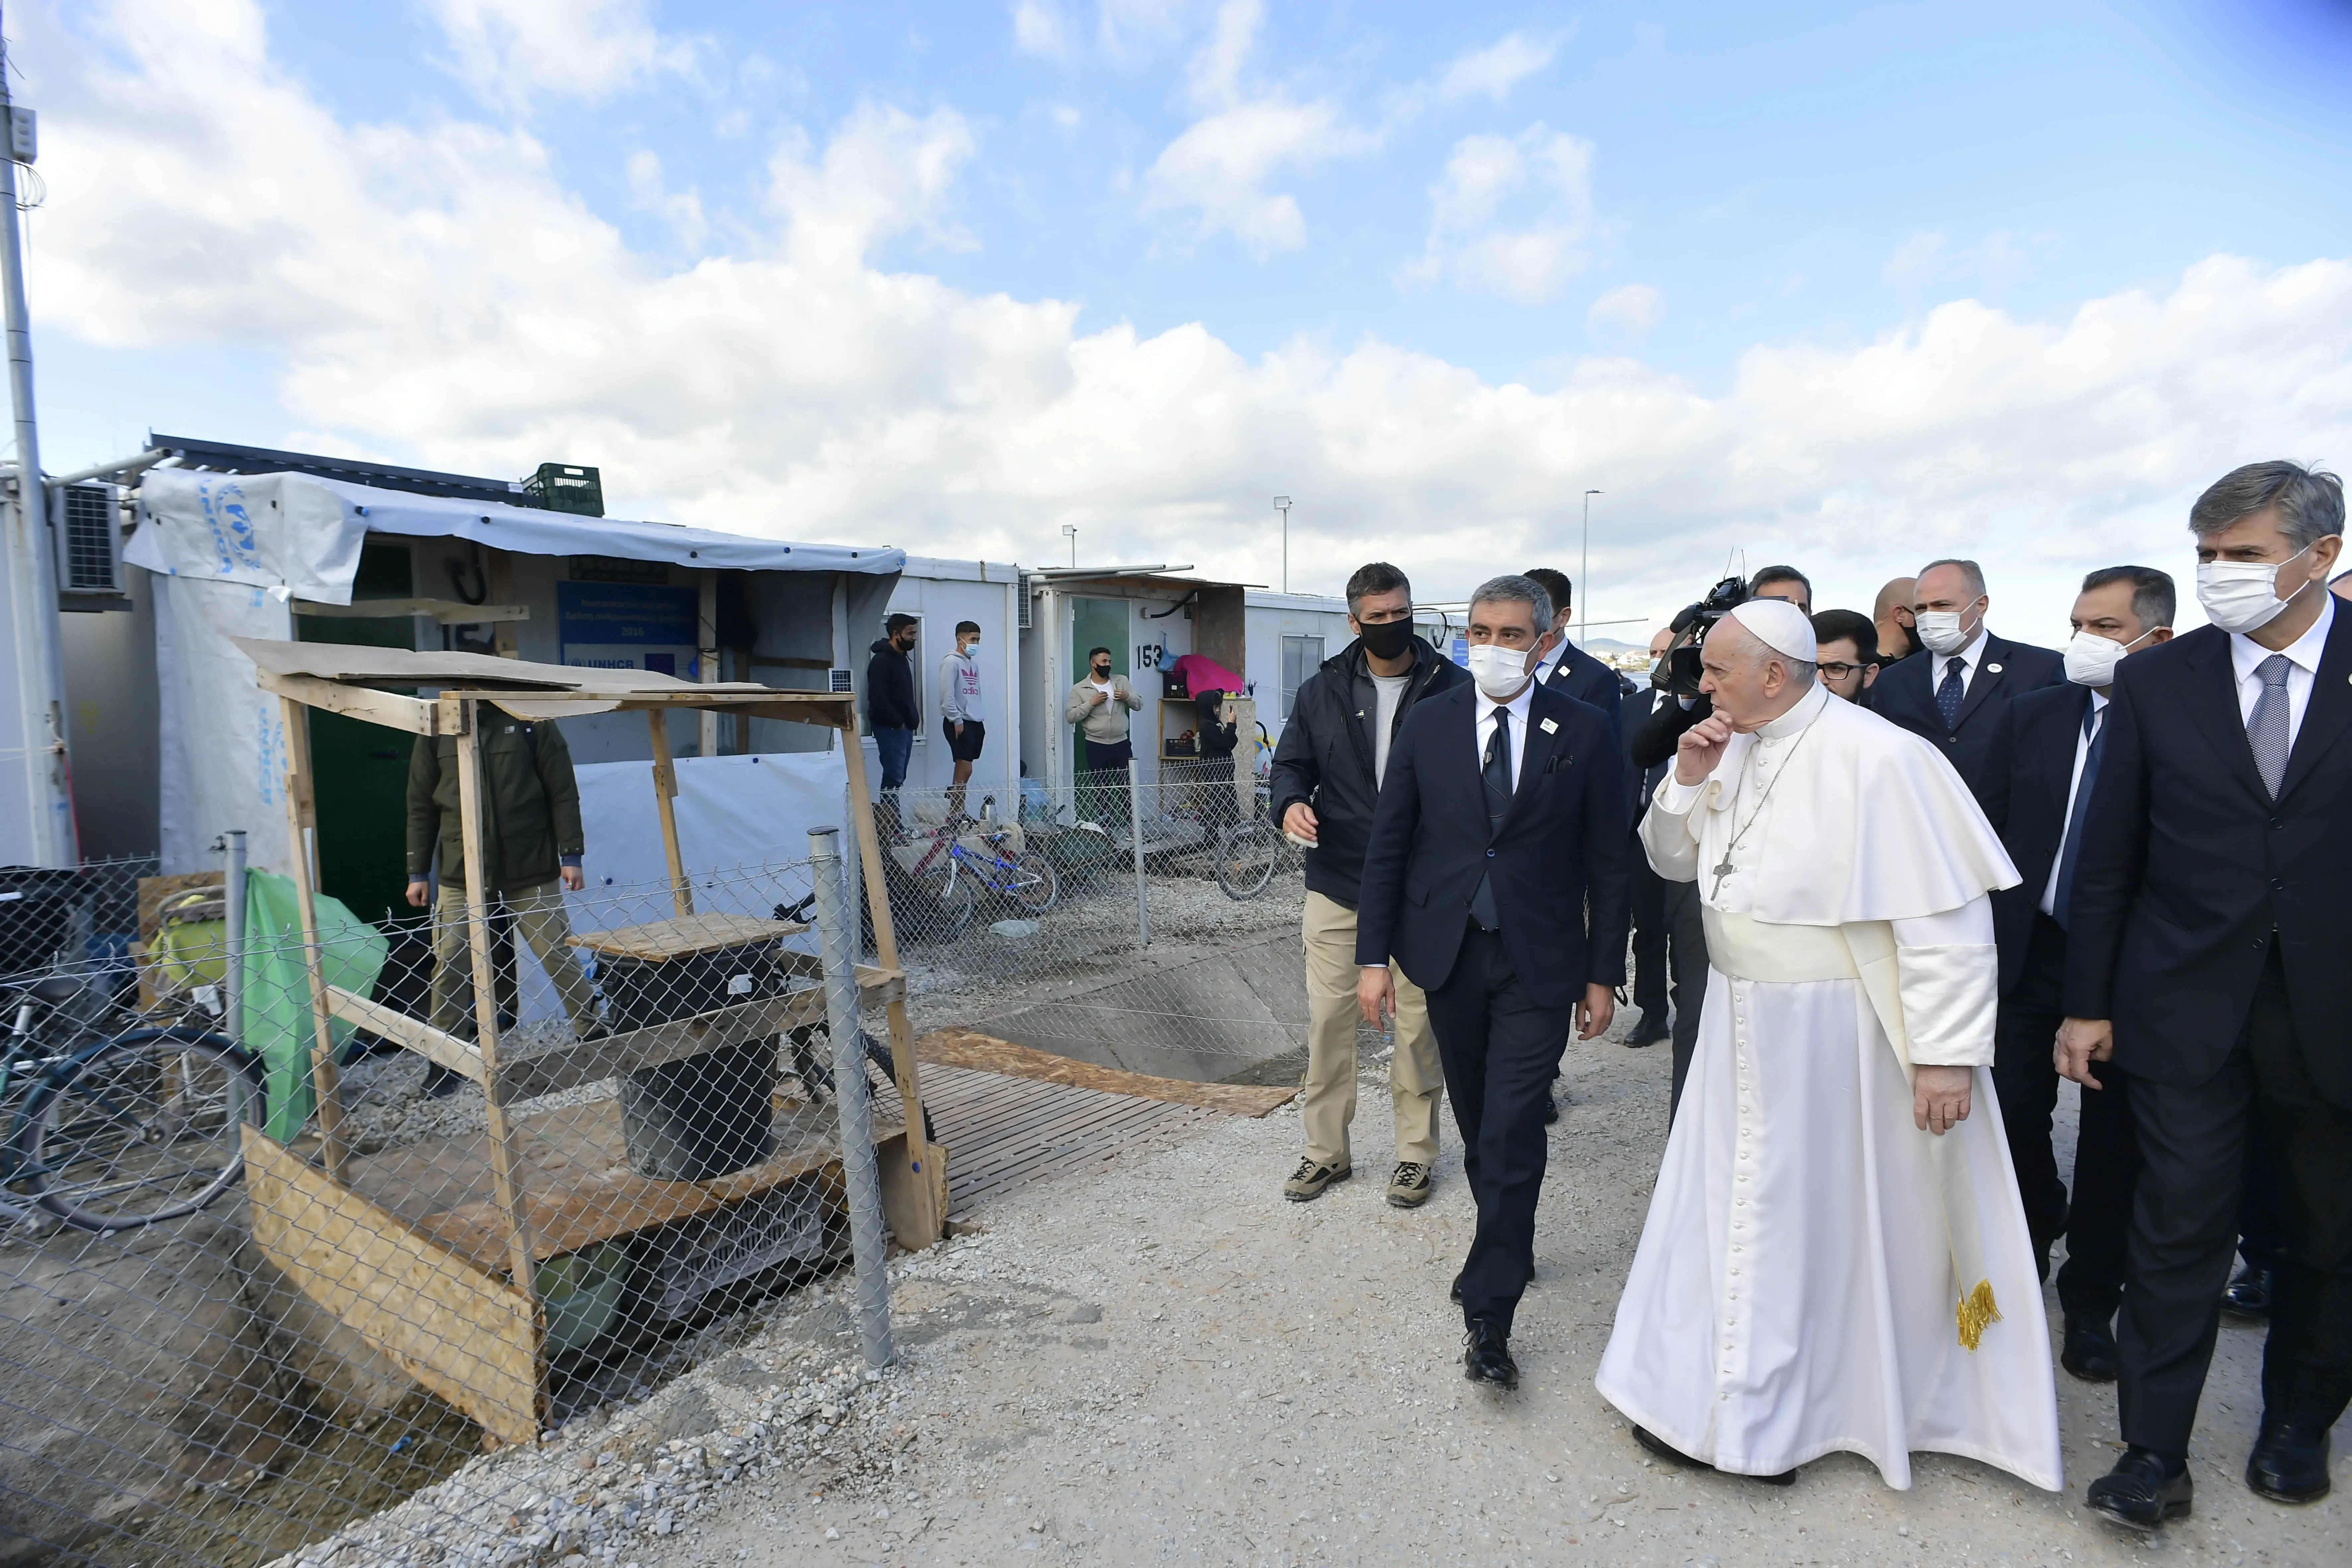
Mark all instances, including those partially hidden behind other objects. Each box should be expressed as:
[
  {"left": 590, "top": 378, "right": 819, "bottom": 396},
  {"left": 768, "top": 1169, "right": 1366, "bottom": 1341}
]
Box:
[{"left": 196, "top": 477, "right": 264, "bottom": 575}]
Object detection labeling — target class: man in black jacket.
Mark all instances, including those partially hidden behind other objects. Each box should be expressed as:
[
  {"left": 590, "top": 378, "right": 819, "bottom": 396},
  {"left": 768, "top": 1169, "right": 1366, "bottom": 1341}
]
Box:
[
  {"left": 2062, "top": 461, "right": 2352, "bottom": 1526},
  {"left": 1987, "top": 566, "right": 2170, "bottom": 1387},
  {"left": 1523, "top": 567, "right": 1623, "bottom": 745},
  {"left": 866, "top": 614, "right": 920, "bottom": 822},
  {"left": 1271, "top": 562, "right": 1467, "bottom": 1207},
  {"left": 1621, "top": 628, "right": 1677, "bottom": 1049},
  {"left": 1356, "top": 574, "right": 1629, "bottom": 1388},
  {"left": 1870, "top": 559, "right": 2064, "bottom": 816}
]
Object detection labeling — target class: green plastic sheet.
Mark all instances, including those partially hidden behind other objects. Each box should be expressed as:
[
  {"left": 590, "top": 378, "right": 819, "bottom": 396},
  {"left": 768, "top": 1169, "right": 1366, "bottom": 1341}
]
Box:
[{"left": 239, "top": 870, "right": 388, "bottom": 1142}]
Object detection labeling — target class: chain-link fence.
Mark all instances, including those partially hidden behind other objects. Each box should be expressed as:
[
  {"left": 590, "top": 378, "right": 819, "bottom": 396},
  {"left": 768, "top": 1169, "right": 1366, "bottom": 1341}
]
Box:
[{"left": 0, "top": 769, "right": 1328, "bottom": 1567}]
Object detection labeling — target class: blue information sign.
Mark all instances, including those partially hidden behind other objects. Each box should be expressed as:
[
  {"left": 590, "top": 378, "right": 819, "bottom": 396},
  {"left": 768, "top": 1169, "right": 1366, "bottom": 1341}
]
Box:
[{"left": 556, "top": 581, "right": 698, "bottom": 674}]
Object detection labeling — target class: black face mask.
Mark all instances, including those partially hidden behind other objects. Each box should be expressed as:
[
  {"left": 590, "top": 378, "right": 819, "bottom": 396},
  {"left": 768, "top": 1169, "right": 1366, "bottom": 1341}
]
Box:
[
  {"left": 1356, "top": 619, "right": 1414, "bottom": 661},
  {"left": 1091, "top": 664, "right": 1111, "bottom": 679}
]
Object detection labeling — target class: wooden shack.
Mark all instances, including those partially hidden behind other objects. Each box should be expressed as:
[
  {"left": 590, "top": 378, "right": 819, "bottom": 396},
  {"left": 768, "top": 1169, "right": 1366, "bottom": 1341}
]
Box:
[{"left": 231, "top": 639, "right": 942, "bottom": 1447}]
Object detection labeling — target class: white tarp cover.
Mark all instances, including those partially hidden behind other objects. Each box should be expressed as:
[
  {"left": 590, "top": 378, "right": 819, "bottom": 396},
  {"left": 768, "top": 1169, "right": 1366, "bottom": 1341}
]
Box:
[
  {"left": 512, "top": 749, "right": 849, "bottom": 1022},
  {"left": 128, "top": 469, "right": 901, "bottom": 604},
  {"left": 153, "top": 577, "right": 295, "bottom": 875}
]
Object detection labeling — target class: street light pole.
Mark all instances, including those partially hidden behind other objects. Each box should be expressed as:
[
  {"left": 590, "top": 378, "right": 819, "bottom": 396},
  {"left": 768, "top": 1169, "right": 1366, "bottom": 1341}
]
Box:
[
  {"left": 1579, "top": 489, "right": 1603, "bottom": 649},
  {"left": 1273, "top": 496, "right": 1292, "bottom": 593},
  {"left": 1061, "top": 524, "right": 1078, "bottom": 567}
]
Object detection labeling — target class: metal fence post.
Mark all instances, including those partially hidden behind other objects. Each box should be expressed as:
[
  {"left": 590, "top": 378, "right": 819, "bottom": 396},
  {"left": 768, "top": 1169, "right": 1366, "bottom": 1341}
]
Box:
[
  {"left": 808, "top": 826, "right": 894, "bottom": 1369},
  {"left": 1126, "top": 757, "right": 1150, "bottom": 947},
  {"left": 219, "top": 829, "right": 246, "bottom": 1046}
]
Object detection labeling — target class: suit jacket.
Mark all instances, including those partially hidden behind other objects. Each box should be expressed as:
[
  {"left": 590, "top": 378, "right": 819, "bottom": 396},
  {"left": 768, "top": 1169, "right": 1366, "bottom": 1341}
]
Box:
[
  {"left": 1355, "top": 682, "right": 1630, "bottom": 1011},
  {"left": 1621, "top": 687, "right": 1670, "bottom": 826},
  {"left": 1987, "top": 682, "right": 2094, "bottom": 995},
  {"left": 1871, "top": 630, "right": 2064, "bottom": 821},
  {"left": 2063, "top": 616, "right": 2352, "bottom": 1108},
  {"left": 1544, "top": 640, "right": 1624, "bottom": 747}
]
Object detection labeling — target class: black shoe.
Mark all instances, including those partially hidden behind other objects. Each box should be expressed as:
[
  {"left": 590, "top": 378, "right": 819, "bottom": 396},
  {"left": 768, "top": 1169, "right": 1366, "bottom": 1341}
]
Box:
[
  {"left": 1462, "top": 1321, "right": 1518, "bottom": 1389},
  {"left": 2221, "top": 1263, "right": 2273, "bottom": 1319},
  {"left": 1544, "top": 1094, "right": 1560, "bottom": 1125},
  {"left": 2086, "top": 1448, "right": 2192, "bottom": 1531},
  {"left": 2061, "top": 1316, "right": 2120, "bottom": 1383},
  {"left": 1631, "top": 1426, "right": 1794, "bottom": 1485},
  {"left": 2245, "top": 1422, "right": 2331, "bottom": 1504},
  {"left": 1625, "top": 1016, "right": 1669, "bottom": 1049},
  {"left": 420, "top": 1063, "right": 467, "bottom": 1100}
]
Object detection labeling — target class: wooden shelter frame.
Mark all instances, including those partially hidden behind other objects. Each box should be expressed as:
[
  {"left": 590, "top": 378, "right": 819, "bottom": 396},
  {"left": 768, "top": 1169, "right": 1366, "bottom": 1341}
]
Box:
[{"left": 233, "top": 640, "right": 942, "bottom": 1446}]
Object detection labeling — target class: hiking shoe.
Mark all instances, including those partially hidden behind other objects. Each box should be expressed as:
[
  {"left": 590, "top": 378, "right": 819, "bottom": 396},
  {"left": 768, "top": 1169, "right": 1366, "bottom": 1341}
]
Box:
[
  {"left": 1283, "top": 1158, "right": 1351, "bottom": 1202},
  {"left": 1387, "top": 1161, "right": 1433, "bottom": 1207}
]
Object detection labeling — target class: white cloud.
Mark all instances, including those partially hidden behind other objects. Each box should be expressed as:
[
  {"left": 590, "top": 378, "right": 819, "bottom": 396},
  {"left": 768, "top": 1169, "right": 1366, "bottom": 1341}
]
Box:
[
  {"left": 1588, "top": 282, "right": 1658, "bottom": 331},
  {"left": 1139, "top": 0, "right": 1374, "bottom": 255},
  {"left": 1012, "top": 1, "right": 1076, "bottom": 63},
  {"left": 1411, "top": 125, "right": 1596, "bottom": 302},
  {"left": 423, "top": 0, "right": 697, "bottom": 111},
  {"left": 1097, "top": 0, "right": 1200, "bottom": 65},
  {"left": 625, "top": 151, "right": 706, "bottom": 252},
  {"left": 27, "top": 2, "right": 2352, "bottom": 636},
  {"left": 1887, "top": 231, "right": 1944, "bottom": 279},
  {"left": 1433, "top": 31, "right": 1559, "bottom": 105}
]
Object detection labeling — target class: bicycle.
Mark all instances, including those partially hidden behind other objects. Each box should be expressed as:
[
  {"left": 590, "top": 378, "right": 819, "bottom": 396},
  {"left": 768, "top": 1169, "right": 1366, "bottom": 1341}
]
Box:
[
  {"left": 1213, "top": 782, "right": 1297, "bottom": 900},
  {"left": 900, "top": 795, "right": 1059, "bottom": 942},
  {"left": 0, "top": 972, "right": 264, "bottom": 1233}
]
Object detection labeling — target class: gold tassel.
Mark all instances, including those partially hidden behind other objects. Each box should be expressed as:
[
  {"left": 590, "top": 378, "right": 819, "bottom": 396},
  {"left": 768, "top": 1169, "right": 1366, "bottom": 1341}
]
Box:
[{"left": 1955, "top": 1278, "right": 2002, "bottom": 1351}]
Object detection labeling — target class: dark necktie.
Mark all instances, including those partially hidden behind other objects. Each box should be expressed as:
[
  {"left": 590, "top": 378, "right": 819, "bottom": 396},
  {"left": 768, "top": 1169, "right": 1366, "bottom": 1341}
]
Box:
[
  {"left": 1936, "top": 656, "right": 1967, "bottom": 731},
  {"left": 1468, "top": 707, "right": 1512, "bottom": 930},
  {"left": 2247, "top": 653, "right": 2292, "bottom": 800},
  {"left": 2050, "top": 704, "right": 2105, "bottom": 930}
]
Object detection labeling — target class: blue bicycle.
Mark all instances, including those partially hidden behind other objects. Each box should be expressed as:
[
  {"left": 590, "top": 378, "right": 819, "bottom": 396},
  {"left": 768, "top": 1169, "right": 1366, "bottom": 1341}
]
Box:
[{"left": 901, "top": 795, "right": 1061, "bottom": 942}]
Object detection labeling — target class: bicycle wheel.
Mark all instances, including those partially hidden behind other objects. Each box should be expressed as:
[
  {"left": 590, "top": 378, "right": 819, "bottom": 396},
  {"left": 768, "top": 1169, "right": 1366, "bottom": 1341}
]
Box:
[
  {"left": 23, "top": 1029, "right": 262, "bottom": 1231},
  {"left": 1008, "top": 852, "right": 1060, "bottom": 914},
  {"left": 905, "top": 856, "right": 976, "bottom": 943},
  {"left": 1215, "top": 821, "right": 1280, "bottom": 900}
]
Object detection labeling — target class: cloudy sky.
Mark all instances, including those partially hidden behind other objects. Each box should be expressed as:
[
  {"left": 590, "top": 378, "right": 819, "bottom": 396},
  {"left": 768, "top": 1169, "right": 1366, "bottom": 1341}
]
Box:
[{"left": 15, "top": 0, "right": 2352, "bottom": 638}]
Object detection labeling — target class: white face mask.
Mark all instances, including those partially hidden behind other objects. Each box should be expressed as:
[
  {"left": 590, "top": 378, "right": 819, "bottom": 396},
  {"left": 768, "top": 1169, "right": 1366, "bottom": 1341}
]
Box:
[
  {"left": 1914, "top": 607, "right": 1976, "bottom": 656},
  {"left": 2195, "top": 546, "right": 2311, "bottom": 635},
  {"left": 2062, "top": 627, "right": 2154, "bottom": 688},
  {"left": 1465, "top": 642, "right": 1535, "bottom": 700}
]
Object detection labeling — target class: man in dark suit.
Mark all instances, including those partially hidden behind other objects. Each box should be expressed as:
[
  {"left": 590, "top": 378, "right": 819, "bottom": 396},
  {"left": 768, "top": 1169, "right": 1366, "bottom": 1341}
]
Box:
[
  {"left": 1523, "top": 568, "right": 1623, "bottom": 744},
  {"left": 2062, "top": 461, "right": 2352, "bottom": 1526},
  {"left": 1623, "top": 628, "right": 1677, "bottom": 1049},
  {"left": 1870, "top": 558, "right": 2064, "bottom": 816},
  {"left": 1356, "top": 575, "right": 1630, "bottom": 1390},
  {"left": 1988, "top": 566, "right": 2172, "bottom": 1389}
]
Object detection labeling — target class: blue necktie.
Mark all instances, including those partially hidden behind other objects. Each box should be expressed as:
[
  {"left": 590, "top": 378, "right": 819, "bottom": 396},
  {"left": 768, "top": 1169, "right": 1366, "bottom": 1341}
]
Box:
[
  {"left": 1936, "top": 656, "right": 1966, "bottom": 731},
  {"left": 2051, "top": 704, "right": 2104, "bottom": 931},
  {"left": 1469, "top": 708, "right": 1511, "bottom": 930}
]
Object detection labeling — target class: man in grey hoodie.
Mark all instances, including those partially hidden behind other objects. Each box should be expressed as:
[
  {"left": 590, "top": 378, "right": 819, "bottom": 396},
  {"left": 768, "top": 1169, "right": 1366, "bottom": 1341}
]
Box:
[{"left": 939, "top": 620, "right": 985, "bottom": 822}]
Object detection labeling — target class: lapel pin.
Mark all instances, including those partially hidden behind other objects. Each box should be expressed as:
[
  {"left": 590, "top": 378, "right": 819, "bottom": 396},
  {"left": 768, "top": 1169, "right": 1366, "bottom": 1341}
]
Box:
[
  {"left": 1986, "top": 662, "right": 2003, "bottom": 674},
  {"left": 1540, "top": 716, "right": 1558, "bottom": 734}
]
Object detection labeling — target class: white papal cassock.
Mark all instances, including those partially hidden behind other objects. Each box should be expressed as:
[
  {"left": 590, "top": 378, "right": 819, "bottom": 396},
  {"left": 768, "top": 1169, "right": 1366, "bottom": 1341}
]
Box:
[{"left": 1595, "top": 679, "right": 2062, "bottom": 1491}]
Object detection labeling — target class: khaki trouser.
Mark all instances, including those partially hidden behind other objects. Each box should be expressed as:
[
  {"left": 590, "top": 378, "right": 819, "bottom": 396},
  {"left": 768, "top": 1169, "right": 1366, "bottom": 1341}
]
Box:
[
  {"left": 429, "top": 879, "right": 599, "bottom": 1036},
  {"left": 1301, "top": 889, "right": 1443, "bottom": 1168}
]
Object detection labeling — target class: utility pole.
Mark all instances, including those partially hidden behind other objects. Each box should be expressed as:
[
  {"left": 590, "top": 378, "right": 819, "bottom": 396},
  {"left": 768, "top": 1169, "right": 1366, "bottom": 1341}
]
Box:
[
  {"left": 1061, "top": 524, "right": 1077, "bottom": 567},
  {"left": 0, "top": 11, "right": 72, "bottom": 866},
  {"left": 1273, "top": 496, "right": 1292, "bottom": 593},
  {"left": 1579, "top": 489, "right": 1602, "bottom": 649}
]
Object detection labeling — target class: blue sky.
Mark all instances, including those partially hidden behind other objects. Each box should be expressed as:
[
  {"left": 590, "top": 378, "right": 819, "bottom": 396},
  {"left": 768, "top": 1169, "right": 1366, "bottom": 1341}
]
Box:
[{"left": 18, "top": 0, "right": 2352, "bottom": 632}]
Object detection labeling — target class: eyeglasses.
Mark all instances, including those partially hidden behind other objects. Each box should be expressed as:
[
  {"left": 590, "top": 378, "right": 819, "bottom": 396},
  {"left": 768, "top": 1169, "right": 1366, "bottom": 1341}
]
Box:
[{"left": 1817, "top": 661, "right": 1872, "bottom": 681}]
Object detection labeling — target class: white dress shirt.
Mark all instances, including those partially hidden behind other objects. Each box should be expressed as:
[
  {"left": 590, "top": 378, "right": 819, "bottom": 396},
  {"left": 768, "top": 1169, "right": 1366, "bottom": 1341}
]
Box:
[
  {"left": 1473, "top": 675, "right": 1537, "bottom": 790},
  {"left": 2038, "top": 690, "right": 2108, "bottom": 917},
  {"left": 2229, "top": 592, "right": 2333, "bottom": 749},
  {"left": 1933, "top": 623, "right": 1993, "bottom": 701}
]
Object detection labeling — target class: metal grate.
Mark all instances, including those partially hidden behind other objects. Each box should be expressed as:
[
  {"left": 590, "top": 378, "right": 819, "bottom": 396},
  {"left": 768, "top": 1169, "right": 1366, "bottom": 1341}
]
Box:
[{"left": 58, "top": 482, "right": 122, "bottom": 595}]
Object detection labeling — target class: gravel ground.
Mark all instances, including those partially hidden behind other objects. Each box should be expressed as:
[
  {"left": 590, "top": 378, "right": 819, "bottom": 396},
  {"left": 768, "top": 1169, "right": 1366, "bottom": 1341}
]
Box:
[{"left": 287, "top": 1011, "right": 2344, "bottom": 1568}]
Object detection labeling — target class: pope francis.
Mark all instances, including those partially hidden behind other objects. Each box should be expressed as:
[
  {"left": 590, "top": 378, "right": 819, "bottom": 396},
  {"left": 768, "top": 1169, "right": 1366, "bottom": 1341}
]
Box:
[{"left": 1596, "top": 598, "right": 2062, "bottom": 1492}]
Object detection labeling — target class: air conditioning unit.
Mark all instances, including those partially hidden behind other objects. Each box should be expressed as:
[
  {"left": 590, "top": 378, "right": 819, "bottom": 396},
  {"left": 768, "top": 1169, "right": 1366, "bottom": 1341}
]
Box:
[
  {"left": 56, "top": 482, "right": 127, "bottom": 606},
  {"left": 1018, "top": 580, "right": 1035, "bottom": 629}
]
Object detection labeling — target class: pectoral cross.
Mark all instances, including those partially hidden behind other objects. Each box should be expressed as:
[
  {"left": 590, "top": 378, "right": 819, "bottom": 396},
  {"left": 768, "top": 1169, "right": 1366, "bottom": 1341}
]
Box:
[{"left": 1710, "top": 851, "right": 1736, "bottom": 899}]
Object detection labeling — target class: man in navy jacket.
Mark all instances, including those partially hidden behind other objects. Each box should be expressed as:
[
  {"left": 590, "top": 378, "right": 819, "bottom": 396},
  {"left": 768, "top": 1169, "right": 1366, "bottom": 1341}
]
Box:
[
  {"left": 1871, "top": 558, "right": 2064, "bottom": 817},
  {"left": 1524, "top": 568, "right": 1623, "bottom": 746},
  {"left": 1356, "top": 575, "right": 1629, "bottom": 1391},
  {"left": 1987, "top": 566, "right": 2170, "bottom": 1390},
  {"left": 2062, "top": 462, "right": 2352, "bottom": 1526}
]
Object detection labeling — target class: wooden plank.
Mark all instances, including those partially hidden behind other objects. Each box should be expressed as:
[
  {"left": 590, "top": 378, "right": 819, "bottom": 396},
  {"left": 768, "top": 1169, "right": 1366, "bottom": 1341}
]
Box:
[
  {"left": 566, "top": 913, "right": 808, "bottom": 961},
  {"left": 324, "top": 985, "right": 484, "bottom": 1084},
  {"left": 839, "top": 732, "right": 937, "bottom": 1246},
  {"left": 293, "top": 598, "right": 532, "bottom": 626},
  {"left": 257, "top": 669, "right": 440, "bottom": 735},
  {"left": 488, "top": 989, "right": 830, "bottom": 1106},
  {"left": 915, "top": 1027, "right": 1298, "bottom": 1117},
  {"left": 280, "top": 697, "right": 353, "bottom": 1179},
  {"left": 875, "top": 1131, "right": 949, "bottom": 1250},
  {"left": 242, "top": 1127, "right": 540, "bottom": 1448},
  {"left": 454, "top": 699, "right": 541, "bottom": 1298},
  {"left": 485, "top": 550, "right": 520, "bottom": 660},
  {"left": 646, "top": 710, "right": 692, "bottom": 919},
  {"left": 697, "top": 570, "right": 720, "bottom": 760}
]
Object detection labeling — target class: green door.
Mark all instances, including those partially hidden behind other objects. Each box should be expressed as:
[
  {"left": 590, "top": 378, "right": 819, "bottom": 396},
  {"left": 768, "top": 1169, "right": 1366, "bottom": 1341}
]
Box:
[
  {"left": 1069, "top": 597, "right": 1130, "bottom": 780},
  {"left": 295, "top": 544, "right": 418, "bottom": 926}
]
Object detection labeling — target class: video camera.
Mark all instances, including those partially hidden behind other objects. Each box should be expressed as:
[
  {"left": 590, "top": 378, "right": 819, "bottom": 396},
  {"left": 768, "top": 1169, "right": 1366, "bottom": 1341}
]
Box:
[{"left": 1656, "top": 574, "right": 1749, "bottom": 699}]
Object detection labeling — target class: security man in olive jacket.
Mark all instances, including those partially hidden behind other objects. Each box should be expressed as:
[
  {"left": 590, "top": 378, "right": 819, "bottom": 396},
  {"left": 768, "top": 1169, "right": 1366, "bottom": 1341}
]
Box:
[
  {"left": 406, "top": 715, "right": 602, "bottom": 1092},
  {"left": 1269, "top": 561, "right": 1469, "bottom": 1208}
]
